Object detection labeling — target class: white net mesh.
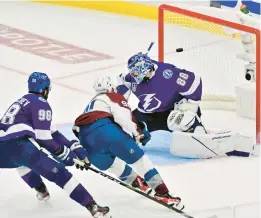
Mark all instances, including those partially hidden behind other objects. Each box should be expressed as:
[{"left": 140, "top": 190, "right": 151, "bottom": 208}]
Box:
[{"left": 162, "top": 6, "right": 256, "bottom": 110}]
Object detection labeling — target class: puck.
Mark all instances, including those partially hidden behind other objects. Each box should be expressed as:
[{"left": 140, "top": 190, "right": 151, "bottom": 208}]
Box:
[{"left": 176, "top": 48, "right": 183, "bottom": 52}]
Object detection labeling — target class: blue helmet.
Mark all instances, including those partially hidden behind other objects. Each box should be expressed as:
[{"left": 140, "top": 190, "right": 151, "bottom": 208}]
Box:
[
  {"left": 127, "top": 52, "right": 154, "bottom": 84},
  {"left": 28, "top": 72, "right": 51, "bottom": 94}
]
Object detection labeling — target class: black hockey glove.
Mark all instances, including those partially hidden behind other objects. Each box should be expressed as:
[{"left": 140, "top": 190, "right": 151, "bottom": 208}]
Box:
[
  {"left": 74, "top": 158, "right": 91, "bottom": 171},
  {"left": 75, "top": 159, "right": 91, "bottom": 171}
]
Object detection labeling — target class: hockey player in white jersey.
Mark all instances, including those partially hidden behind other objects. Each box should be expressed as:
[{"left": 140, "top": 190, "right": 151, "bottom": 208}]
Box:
[{"left": 73, "top": 76, "right": 185, "bottom": 210}]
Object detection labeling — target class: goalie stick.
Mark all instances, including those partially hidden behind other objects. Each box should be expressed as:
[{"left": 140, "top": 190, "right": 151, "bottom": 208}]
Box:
[
  {"left": 145, "top": 42, "right": 154, "bottom": 55},
  {"left": 74, "top": 159, "right": 194, "bottom": 218}
]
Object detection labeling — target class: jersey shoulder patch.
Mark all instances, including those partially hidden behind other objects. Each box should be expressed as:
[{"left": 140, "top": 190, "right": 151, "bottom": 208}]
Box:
[{"left": 26, "top": 94, "right": 52, "bottom": 111}]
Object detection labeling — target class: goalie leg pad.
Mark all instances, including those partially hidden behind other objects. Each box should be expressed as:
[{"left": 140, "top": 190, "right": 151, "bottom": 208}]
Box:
[
  {"left": 228, "top": 132, "right": 255, "bottom": 156},
  {"left": 170, "top": 130, "right": 254, "bottom": 158}
]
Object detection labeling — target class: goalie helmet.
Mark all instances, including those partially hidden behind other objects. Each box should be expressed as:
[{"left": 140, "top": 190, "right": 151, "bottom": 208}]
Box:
[
  {"left": 93, "top": 76, "right": 116, "bottom": 94},
  {"left": 127, "top": 52, "right": 154, "bottom": 84}
]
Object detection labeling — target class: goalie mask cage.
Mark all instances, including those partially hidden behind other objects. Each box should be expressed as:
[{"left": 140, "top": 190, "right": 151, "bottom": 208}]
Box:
[{"left": 158, "top": 4, "right": 260, "bottom": 144}]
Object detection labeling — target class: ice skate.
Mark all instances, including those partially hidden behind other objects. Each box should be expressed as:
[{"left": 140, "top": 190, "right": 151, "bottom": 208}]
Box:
[
  {"left": 132, "top": 176, "right": 152, "bottom": 194},
  {"left": 86, "top": 200, "right": 111, "bottom": 218},
  {"left": 35, "top": 182, "right": 50, "bottom": 201},
  {"left": 154, "top": 192, "right": 185, "bottom": 210}
]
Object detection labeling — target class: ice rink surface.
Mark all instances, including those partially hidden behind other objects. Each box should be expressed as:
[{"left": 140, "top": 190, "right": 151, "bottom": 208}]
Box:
[{"left": 0, "top": 2, "right": 259, "bottom": 218}]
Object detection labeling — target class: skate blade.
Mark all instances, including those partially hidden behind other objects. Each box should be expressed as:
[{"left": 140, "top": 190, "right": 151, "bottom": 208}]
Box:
[
  {"left": 102, "top": 212, "right": 112, "bottom": 218},
  {"left": 36, "top": 194, "right": 50, "bottom": 202}
]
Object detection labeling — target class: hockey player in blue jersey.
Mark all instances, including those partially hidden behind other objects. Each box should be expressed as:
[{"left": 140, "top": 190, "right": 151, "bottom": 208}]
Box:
[
  {"left": 73, "top": 76, "right": 185, "bottom": 210},
  {"left": 0, "top": 72, "right": 111, "bottom": 218},
  {"left": 117, "top": 52, "right": 204, "bottom": 133},
  {"left": 116, "top": 52, "right": 256, "bottom": 158}
]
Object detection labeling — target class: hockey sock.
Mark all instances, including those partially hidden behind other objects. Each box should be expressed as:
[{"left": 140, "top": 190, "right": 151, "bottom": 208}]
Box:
[
  {"left": 17, "top": 168, "right": 43, "bottom": 189},
  {"left": 64, "top": 178, "right": 94, "bottom": 207}
]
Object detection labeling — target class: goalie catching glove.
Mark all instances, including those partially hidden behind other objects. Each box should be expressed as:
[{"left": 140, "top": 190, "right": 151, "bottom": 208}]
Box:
[{"left": 167, "top": 99, "right": 201, "bottom": 132}]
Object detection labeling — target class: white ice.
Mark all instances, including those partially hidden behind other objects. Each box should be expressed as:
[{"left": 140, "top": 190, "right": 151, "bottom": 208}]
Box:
[{"left": 0, "top": 2, "right": 259, "bottom": 218}]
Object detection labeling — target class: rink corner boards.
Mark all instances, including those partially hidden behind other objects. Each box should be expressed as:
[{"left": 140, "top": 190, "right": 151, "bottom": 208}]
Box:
[{"left": 28, "top": 0, "right": 159, "bottom": 20}]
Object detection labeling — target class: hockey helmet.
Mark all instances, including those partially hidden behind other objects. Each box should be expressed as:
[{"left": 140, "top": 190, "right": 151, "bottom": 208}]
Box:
[
  {"left": 93, "top": 76, "right": 116, "bottom": 94},
  {"left": 127, "top": 52, "right": 154, "bottom": 84},
  {"left": 28, "top": 72, "right": 51, "bottom": 94}
]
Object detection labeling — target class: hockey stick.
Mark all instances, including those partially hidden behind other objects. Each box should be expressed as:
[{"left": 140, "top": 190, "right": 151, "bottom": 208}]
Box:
[
  {"left": 145, "top": 42, "right": 154, "bottom": 55},
  {"left": 74, "top": 159, "right": 194, "bottom": 218}
]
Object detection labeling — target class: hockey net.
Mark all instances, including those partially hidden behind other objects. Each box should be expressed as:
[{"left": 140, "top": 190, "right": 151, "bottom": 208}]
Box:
[{"left": 158, "top": 4, "right": 260, "bottom": 143}]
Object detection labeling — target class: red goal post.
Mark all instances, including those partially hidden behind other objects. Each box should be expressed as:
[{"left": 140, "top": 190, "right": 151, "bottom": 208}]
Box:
[{"left": 158, "top": 4, "right": 260, "bottom": 144}]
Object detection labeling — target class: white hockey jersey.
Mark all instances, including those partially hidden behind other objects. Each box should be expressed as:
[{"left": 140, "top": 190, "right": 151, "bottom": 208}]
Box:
[{"left": 74, "top": 92, "right": 140, "bottom": 137}]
